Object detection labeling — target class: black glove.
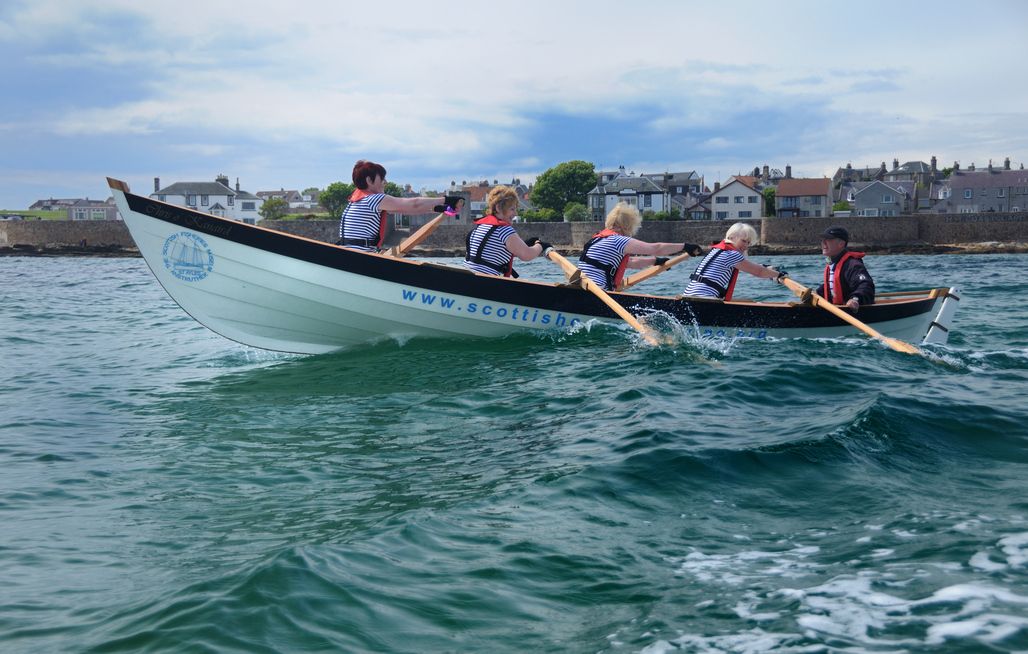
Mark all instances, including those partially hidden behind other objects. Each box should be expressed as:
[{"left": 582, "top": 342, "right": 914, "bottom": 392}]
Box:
[
  {"left": 524, "top": 236, "right": 540, "bottom": 247},
  {"left": 773, "top": 266, "right": 787, "bottom": 282},
  {"left": 537, "top": 240, "right": 553, "bottom": 252},
  {"left": 444, "top": 195, "right": 463, "bottom": 211},
  {"left": 683, "top": 242, "right": 703, "bottom": 257},
  {"left": 654, "top": 256, "right": 669, "bottom": 266}
]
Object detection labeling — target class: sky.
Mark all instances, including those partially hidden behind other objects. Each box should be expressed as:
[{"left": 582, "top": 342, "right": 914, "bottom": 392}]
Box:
[{"left": 1, "top": 0, "right": 1027, "bottom": 208}]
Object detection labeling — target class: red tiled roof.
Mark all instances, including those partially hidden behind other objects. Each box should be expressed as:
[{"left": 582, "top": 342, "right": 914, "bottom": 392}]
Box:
[{"left": 776, "top": 178, "right": 830, "bottom": 197}]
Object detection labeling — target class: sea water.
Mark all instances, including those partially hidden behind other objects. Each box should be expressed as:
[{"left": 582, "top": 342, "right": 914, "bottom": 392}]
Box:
[{"left": 0, "top": 254, "right": 1026, "bottom": 653}]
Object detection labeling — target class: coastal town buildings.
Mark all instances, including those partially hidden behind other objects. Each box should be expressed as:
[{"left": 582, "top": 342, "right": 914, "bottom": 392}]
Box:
[
  {"left": 932, "top": 159, "right": 1028, "bottom": 213},
  {"left": 150, "top": 175, "right": 264, "bottom": 224},
  {"left": 709, "top": 176, "right": 763, "bottom": 221},
  {"left": 847, "top": 180, "right": 917, "bottom": 217}
]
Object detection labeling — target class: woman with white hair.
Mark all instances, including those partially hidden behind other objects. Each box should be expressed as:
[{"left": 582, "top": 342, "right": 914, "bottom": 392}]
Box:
[
  {"left": 683, "top": 222, "right": 784, "bottom": 300},
  {"left": 577, "top": 203, "right": 703, "bottom": 291}
]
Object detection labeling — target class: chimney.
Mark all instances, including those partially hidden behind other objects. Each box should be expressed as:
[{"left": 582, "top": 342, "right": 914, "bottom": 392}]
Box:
[
  {"left": 785, "top": 165, "right": 792, "bottom": 179},
  {"left": 880, "top": 161, "right": 887, "bottom": 173},
  {"left": 1005, "top": 157, "right": 1011, "bottom": 170},
  {"left": 893, "top": 158, "right": 899, "bottom": 171},
  {"left": 988, "top": 159, "right": 993, "bottom": 172},
  {"left": 930, "top": 156, "right": 937, "bottom": 175},
  {"left": 762, "top": 164, "right": 769, "bottom": 179},
  {"left": 969, "top": 162, "right": 976, "bottom": 171},
  {"left": 753, "top": 166, "right": 760, "bottom": 176},
  {"left": 154, "top": 177, "right": 160, "bottom": 193},
  {"left": 954, "top": 161, "right": 960, "bottom": 171},
  {"left": 236, "top": 178, "right": 240, "bottom": 191},
  {"left": 714, "top": 181, "right": 721, "bottom": 192},
  {"left": 215, "top": 174, "right": 229, "bottom": 187}
]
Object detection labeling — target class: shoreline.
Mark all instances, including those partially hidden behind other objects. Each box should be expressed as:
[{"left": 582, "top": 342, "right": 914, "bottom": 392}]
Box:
[{"left": 2, "top": 242, "right": 1027, "bottom": 258}]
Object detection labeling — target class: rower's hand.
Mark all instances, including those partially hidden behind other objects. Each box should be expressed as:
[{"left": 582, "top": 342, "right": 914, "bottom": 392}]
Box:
[
  {"left": 538, "top": 240, "right": 553, "bottom": 253},
  {"left": 773, "top": 267, "right": 787, "bottom": 283},
  {"left": 683, "top": 242, "right": 704, "bottom": 257},
  {"left": 654, "top": 256, "right": 669, "bottom": 266},
  {"left": 524, "top": 236, "right": 540, "bottom": 247},
  {"left": 845, "top": 298, "right": 860, "bottom": 312}
]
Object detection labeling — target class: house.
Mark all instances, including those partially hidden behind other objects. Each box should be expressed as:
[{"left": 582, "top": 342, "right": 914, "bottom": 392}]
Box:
[
  {"left": 151, "top": 174, "right": 264, "bottom": 224},
  {"left": 850, "top": 180, "right": 917, "bottom": 216},
  {"left": 66, "top": 198, "right": 120, "bottom": 220},
  {"left": 586, "top": 169, "right": 669, "bottom": 219},
  {"left": 775, "top": 177, "right": 831, "bottom": 217},
  {"left": 883, "top": 157, "right": 939, "bottom": 188},
  {"left": 29, "top": 198, "right": 89, "bottom": 212},
  {"left": 641, "top": 170, "right": 704, "bottom": 197},
  {"left": 709, "top": 177, "right": 762, "bottom": 221},
  {"left": 932, "top": 162, "right": 1028, "bottom": 213},
  {"left": 255, "top": 188, "right": 321, "bottom": 211}
]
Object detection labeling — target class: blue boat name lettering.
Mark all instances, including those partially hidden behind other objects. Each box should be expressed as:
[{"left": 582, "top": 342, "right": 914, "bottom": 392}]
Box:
[
  {"left": 402, "top": 288, "right": 575, "bottom": 327},
  {"left": 701, "top": 327, "right": 767, "bottom": 340}
]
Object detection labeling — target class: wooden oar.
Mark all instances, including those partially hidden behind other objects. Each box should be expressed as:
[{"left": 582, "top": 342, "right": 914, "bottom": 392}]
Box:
[
  {"left": 545, "top": 249, "right": 661, "bottom": 346},
  {"left": 384, "top": 213, "right": 447, "bottom": 257},
  {"left": 618, "top": 251, "right": 693, "bottom": 291},
  {"left": 779, "top": 276, "right": 921, "bottom": 355}
]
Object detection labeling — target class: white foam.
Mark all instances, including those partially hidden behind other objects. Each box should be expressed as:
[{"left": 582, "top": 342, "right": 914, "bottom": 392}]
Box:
[{"left": 969, "top": 551, "right": 1006, "bottom": 572}]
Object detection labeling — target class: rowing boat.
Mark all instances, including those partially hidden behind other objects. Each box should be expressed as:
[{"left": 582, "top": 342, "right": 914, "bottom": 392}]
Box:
[{"left": 107, "top": 178, "right": 960, "bottom": 355}]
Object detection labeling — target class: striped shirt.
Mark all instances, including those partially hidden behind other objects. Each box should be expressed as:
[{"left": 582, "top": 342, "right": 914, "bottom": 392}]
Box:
[
  {"left": 339, "top": 193, "right": 386, "bottom": 252},
  {"left": 683, "top": 248, "right": 746, "bottom": 298},
  {"left": 578, "top": 233, "right": 631, "bottom": 290},
  {"left": 464, "top": 223, "right": 516, "bottom": 276}
]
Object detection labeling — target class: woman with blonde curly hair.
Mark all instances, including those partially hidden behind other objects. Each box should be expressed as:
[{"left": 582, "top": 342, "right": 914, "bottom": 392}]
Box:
[
  {"left": 683, "top": 222, "right": 785, "bottom": 300},
  {"left": 464, "top": 186, "right": 548, "bottom": 277},
  {"left": 577, "top": 202, "right": 703, "bottom": 291}
]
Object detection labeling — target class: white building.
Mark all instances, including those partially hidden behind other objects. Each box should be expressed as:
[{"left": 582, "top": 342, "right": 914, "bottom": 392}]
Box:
[
  {"left": 151, "top": 174, "right": 264, "bottom": 224},
  {"left": 709, "top": 177, "right": 762, "bottom": 221}
]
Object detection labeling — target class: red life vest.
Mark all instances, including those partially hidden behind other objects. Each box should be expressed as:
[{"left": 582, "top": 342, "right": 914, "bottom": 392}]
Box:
[
  {"left": 711, "top": 240, "right": 742, "bottom": 301},
  {"left": 348, "top": 188, "right": 389, "bottom": 248},
  {"left": 822, "top": 250, "right": 866, "bottom": 304},
  {"left": 465, "top": 215, "right": 515, "bottom": 277},
  {"left": 579, "top": 228, "right": 631, "bottom": 290}
]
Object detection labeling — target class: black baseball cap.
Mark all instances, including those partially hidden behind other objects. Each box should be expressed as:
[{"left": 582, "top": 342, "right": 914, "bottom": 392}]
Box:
[{"left": 821, "top": 226, "right": 849, "bottom": 242}]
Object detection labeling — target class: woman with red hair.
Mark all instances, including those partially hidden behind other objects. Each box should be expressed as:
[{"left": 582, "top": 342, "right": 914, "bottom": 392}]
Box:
[{"left": 338, "top": 160, "right": 462, "bottom": 252}]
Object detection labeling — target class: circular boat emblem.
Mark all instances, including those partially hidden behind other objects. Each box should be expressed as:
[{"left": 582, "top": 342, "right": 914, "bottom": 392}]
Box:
[{"left": 162, "top": 231, "right": 215, "bottom": 282}]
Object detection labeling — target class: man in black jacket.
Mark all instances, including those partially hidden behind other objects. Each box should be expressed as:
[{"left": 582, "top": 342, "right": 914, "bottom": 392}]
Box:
[{"left": 814, "top": 226, "right": 875, "bottom": 311}]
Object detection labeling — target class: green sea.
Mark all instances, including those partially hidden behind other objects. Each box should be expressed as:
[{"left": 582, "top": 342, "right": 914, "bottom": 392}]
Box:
[{"left": 1, "top": 253, "right": 1026, "bottom": 653}]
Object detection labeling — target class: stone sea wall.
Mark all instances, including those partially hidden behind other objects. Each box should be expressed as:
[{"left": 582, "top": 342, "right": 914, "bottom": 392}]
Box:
[{"left": 2, "top": 212, "right": 1026, "bottom": 255}]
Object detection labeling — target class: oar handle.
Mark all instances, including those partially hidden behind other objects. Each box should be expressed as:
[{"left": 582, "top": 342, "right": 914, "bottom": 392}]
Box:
[
  {"left": 387, "top": 213, "right": 447, "bottom": 257},
  {"left": 619, "top": 251, "right": 693, "bottom": 290},
  {"left": 545, "top": 249, "right": 661, "bottom": 346},
  {"left": 780, "top": 277, "right": 921, "bottom": 355}
]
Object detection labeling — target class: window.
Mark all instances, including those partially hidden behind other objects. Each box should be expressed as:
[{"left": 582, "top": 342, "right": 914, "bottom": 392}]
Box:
[
  {"left": 716, "top": 196, "right": 728, "bottom": 204},
  {"left": 882, "top": 194, "right": 894, "bottom": 204},
  {"left": 201, "top": 195, "right": 209, "bottom": 206},
  {"left": 748, "top": 196, "right": 758, "bottom": 203},
  {"left": 739, "top": 211, "right": 752, "bottom": 218},
  {"left": 644, "top": 194, "right": 652, "bottom": 208},
  {"left": 781, "top": 197, "right": 797, "bottom": 208},
  {"left": 91, "top": 209, "right": 105, "bottom": 219},
  {"left": 734, "top": 196, "right": 744, "bottom": 203},
  {"left": 186, "top": 195, "right": 196, "bottom": 206},
  {"left": 74, "top": 208, "right": 88, "bottom": 220},
  {"left": 242, "top": 202, "right": 255, "bottom": 211},
  {"left": 716, "top": 211, "right": 728, "bottom": 219},
  {"left": 157, "top": 194, "right": 166, "bottom": 202},
  {"left": 676, "top": 186, "right": 683, "bottom": 194},
  {"left": 810, "top": 196, "right": 822, "bottom": 205},
  {"left": 243, "top": 218, "right": 256, "bottom": 225},
  {"left": 228, "top": 195, "right": 234, "bottom": 206},
  {"left": 964, "top": 189, "right": 972, "bottom": 199},
  {"left": 998, "top": 188, "right": 1006, "bottom": 197}
]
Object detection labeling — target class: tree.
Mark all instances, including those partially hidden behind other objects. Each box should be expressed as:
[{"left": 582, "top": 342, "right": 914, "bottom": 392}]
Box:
[
  {"left": 320, "top": 181, "right": 355, "bottom": 217},
  {"left": 383, "top": 181, "right": 404, "bottom": 197},
  {"left": 302, "top": 186, "right": 319, "bottom": 196},
  {"left": 259, "top": 197, "right": 289, "bottom": 220},
  {"left": 520, "top": 208, "right": 559, "bottom": 222},
  {"left": 531, "top": 160, "right": 597, "bottom": 212},
  {"left": 563, "top": 202, "right": 590, "bottom": 222},
  {"left": 832, "top": 200, "right": 851, "bottom": 212},
  {"left": 762, "top": 187, "right": 776, "bottom": 217}
]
